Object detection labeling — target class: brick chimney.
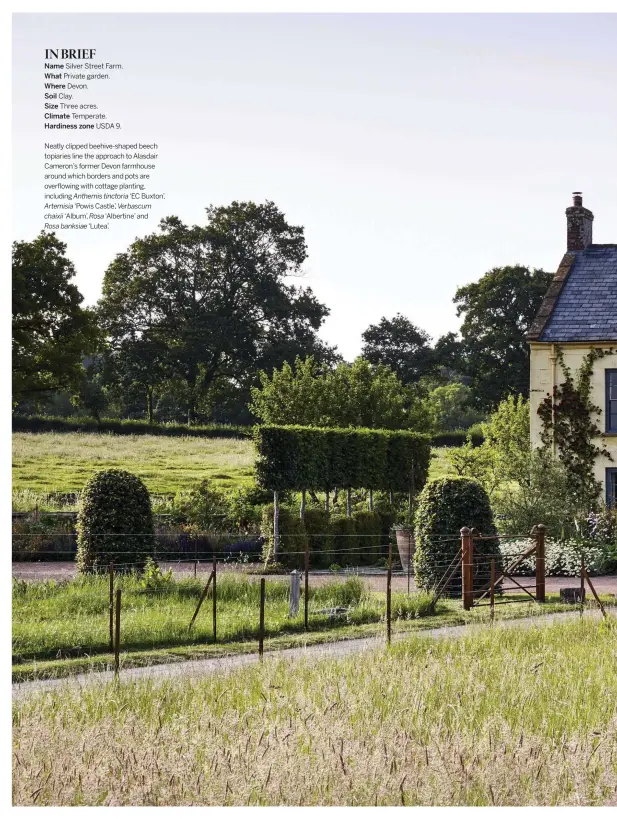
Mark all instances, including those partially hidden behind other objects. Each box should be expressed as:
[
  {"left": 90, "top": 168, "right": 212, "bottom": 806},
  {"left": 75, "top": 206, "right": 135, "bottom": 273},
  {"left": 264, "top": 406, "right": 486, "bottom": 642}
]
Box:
[{"left": 566, "top": 192, "right": 593, "bottom": 251}]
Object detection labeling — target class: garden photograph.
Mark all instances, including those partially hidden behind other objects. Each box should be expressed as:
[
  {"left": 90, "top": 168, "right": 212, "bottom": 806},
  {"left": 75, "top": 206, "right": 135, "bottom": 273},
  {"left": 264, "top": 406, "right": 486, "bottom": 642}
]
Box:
[{"left": 11, "top": 8, "right": 617, "bottom": 810}]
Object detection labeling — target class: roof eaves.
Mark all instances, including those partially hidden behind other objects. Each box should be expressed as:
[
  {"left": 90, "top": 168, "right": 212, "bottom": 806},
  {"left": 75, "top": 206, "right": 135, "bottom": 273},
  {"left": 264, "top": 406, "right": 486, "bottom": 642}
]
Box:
[{"left": 526, "top": 251, "right": 577, "bottom": 341}]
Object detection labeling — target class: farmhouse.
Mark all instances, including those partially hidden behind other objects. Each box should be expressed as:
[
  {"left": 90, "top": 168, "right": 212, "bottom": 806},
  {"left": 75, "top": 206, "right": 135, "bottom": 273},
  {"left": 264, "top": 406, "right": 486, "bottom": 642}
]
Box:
[{"left": 527, "top": 193, "right": 617, "bottom": 506}]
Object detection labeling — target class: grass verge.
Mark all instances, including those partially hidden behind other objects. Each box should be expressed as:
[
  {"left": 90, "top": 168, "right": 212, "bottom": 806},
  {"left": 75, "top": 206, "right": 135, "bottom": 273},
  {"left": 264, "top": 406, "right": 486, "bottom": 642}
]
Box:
[{"left": 12, "top": 571, "right": 599, "bottom": 682}]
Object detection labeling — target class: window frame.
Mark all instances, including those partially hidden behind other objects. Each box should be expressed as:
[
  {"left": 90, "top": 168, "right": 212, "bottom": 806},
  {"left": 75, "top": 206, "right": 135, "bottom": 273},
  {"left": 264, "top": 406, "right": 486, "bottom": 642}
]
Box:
[
  {"left": 607, "top": 468, "right": 617, "bottom": 508},
  {"left": 606, "top": 369, "right": 617, "bottom": 433}
]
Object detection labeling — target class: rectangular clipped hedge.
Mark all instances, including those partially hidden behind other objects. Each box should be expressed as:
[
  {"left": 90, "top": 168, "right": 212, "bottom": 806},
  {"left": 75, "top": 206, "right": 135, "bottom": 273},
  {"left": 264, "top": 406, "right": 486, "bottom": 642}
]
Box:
[
  {"left": 12, "top": 415, "right": 252, "bottom": 439},
  {"left": 254, "top": 425, "right": 431, "bottom": 493}
]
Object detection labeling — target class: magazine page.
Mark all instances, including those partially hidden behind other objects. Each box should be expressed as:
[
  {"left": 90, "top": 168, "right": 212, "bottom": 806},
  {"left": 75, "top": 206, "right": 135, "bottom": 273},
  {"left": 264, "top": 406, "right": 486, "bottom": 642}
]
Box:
[{"left": 10, "top": 5, "right": 617, "bottom": 811}]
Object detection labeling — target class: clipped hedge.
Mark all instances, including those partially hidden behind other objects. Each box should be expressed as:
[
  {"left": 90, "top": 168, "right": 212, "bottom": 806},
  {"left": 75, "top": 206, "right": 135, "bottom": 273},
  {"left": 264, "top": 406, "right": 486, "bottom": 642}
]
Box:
[
  {"left": 12, "top": 415, "right": 251, "bottom": 439},
  {"left": 430, "top": 430, "right": 484, "bottom": 448},
  {"left": 254, "top": 425, "right": 431, "bottom": 493},
  {"left": 354, "top": 511, "right": 382, "bottom": 566},
  {"left": 413, "top": 477, "right": 502, "bottom": 596},
  {"left": 330, "top": 516, "right": 358, "bottom": 567},
  {"left": 260, "top": 504, "right": 308, "bottom": 570},
  {"left": 76, "top": 469, "right": 155, "bottom": 573},
  {"left": 303, "top": 508, "right": 334, "bottom": 569}
]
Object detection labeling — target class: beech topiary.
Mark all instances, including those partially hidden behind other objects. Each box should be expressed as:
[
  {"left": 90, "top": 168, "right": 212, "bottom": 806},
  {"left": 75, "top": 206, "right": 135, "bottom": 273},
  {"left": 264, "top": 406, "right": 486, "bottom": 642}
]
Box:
[
  {"left": 76, "top": 469, "right": 155, "bottom": 573},
  {"left": 413, "top": 477, "right": 502, "bottom": 595}
]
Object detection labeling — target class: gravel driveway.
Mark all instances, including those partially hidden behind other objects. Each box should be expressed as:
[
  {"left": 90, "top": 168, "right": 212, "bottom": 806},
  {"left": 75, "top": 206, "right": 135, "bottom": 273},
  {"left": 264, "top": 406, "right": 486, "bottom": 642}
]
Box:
[{"left": 12, "top": 561, "right": 617, "bottom": 594}]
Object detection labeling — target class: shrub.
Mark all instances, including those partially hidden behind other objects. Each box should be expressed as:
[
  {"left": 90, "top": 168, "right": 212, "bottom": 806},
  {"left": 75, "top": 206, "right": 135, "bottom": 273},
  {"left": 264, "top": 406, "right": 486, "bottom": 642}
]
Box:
[
  {"left": 179, "top": 479, "right": 232, "bottom": 532},
  {"left": 329, "top": 515, "right": 358, "bottom": 567},
  {"left": 76, "top": 469, "right": 155, "bottom": 573},
  {"left": 354, "top": 511, "right": 382, "bottom": 565},
  {"left": 303, "top": 508, "right": 333, "bottom": 569},
  {"left": 12, "top": 516, "right": 76, "bottom": 561},
  {"left": 414, "top": 477, "right": 502, "bottom": 595},
  {"left": 260, "top": 504, "right": 308, "bottom": 570}
]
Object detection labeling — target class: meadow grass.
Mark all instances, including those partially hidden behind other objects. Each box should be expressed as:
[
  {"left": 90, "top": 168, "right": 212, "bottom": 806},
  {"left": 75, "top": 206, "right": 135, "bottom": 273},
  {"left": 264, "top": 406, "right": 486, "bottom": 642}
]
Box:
[
  {"left": 12, "top": 432, "right": 456, "bottom": 507},
  {"left": 12, "top": 616, "right": 617, "bottom": 806},
  {"left": 12, "top": 432, "right": 256, "bottom": 497}
]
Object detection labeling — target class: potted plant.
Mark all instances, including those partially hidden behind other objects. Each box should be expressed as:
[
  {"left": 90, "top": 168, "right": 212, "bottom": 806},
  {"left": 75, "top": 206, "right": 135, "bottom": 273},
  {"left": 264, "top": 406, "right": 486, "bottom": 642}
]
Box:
[{"left": 392, "top": 514, "right": 416, "bottom": 573}]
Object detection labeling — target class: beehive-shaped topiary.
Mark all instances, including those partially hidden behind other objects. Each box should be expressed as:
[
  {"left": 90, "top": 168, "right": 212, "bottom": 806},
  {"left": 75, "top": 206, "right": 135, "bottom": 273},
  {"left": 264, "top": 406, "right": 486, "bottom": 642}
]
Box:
[
  {"left": 76, "top": 469, "right": 155, "bottom": 573},
  {"left": 413, "top": 477, "right": 502, "bottom": 595}
]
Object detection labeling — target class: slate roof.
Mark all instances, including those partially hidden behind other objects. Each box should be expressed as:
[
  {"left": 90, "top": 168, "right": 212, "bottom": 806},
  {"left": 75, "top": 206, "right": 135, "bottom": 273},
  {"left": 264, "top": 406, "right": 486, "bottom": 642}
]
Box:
[{"left": 528, "top": 245, "right": 617, "bottom": 342}]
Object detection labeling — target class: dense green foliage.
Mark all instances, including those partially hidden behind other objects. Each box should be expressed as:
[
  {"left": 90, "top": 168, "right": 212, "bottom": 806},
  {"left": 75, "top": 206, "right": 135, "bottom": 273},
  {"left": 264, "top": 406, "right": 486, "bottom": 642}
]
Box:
[
  {"left": 353, "top": 511, "right": 383, "bottom": 566},
  {"left": 12, "top": 415, "right": 251, "bottom": 438},
  {"left": 261, "top": 504, "right": 309, "bottom": 569},
  {"left": 98, "top": 203, "right": 332, "bottom": 425},
  {"left": 12, "top": 232, "right": 99, "bottom": 403},
  {"left": 76, "top": 469, "right": 155, "bottom": 573},
  {"left": 446, "top": 265, "right": 553, "bottom": 409},
  {"left": 329, "top": 515, "right": 358, "bottom": 566},
  {"left": 303, "top": 508, "right": 334, "bottom": 569},
  {"left": 254, "top": 425, "right": 431, "bottom": 492},
  {"left": 414, "top": 477, "right": 501, "bottom": 595},
  {"left": 360, "top": 313, "right": 436, "bottom": 384},
  {"left": 250, "top": 356, "right": 412, "bottom": 429}
]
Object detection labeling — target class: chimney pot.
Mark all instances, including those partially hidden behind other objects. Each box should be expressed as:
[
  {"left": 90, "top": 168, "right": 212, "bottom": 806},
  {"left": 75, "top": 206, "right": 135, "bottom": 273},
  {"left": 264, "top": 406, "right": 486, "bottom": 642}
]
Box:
[{"left": 566, "top": 192, "right": 593, "bottom": 251}]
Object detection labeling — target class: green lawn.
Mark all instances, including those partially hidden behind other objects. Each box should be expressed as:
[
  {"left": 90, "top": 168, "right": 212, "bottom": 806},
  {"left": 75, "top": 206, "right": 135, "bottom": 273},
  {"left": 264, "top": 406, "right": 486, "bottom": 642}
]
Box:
[
  {"left": 13, "top": 616, "right": 617, "bottom": 805},
  {"left": 12, "top": 431, "right": 456, "bottom": 507}
]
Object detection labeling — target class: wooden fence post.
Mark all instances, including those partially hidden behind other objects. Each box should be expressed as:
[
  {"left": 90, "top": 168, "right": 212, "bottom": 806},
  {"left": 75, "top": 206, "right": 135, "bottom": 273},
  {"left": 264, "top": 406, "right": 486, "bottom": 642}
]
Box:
[
  {"left": 580, "top": 554, "right": 585, "bottom": 618},
  {"left": 386, "top": 541, "right": 392, "bottom": 645},
  {"left": 368, "top": 488, "right": 373, "bottom": 513},
  {"left": 259, "top": 578, "right": 265, "bottom": 659},
  {"left": 304, "top": 539, "right": 309, "bottom": 630},
  {"left": 490, "top": 559, "right": 495, "bottom": 623},
  {"left": 114, "top": 588, "right": 121, "bottom": 676},
  {"left": 535, "top": 524, "right": 546, "bottom": 603},
  {"left": 273, "top": 491, "right": 280, "bottom": 560},
  {"left": 461, "top": 527, "right": 473, "bottom": 611},
  {"left": 212, "top": 556, "right": 217, "bottom": 643},
  {"left": 347, "top": 487, "right": 352, "bottom": 519},
  {"left": 109, "top": 561, "right": 114, "bottom": 652}
]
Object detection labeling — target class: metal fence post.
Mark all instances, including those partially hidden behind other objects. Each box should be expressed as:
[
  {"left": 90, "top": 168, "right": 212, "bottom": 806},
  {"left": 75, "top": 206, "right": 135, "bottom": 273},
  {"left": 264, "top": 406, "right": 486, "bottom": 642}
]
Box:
[
  {"left": 535, "top": 524, "right": 546, "bottom": 603},
  {"left": 461, "top": 527, "right": 473, "bottom": 611},
  {"left": 580, "top": 554, "right": 585, "bottom": 618}
]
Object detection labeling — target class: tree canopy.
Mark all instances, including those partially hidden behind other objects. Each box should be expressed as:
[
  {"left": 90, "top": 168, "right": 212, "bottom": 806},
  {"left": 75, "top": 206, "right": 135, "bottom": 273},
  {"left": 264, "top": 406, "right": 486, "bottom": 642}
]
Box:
[
  {"left": 98, "top": 202, "right": 331, "bottom": 424},
  {"left": 448, "top": 265, "right": 552, "bottom": 409},
  {"left": 250, "top": 355, "right": 413, "bottom": 430},
  {"left": 12, "top": 232, "right": 99, "bottom": 402},
  {"left": 361, "top": 314, "right": 435, "bottom": 384}
]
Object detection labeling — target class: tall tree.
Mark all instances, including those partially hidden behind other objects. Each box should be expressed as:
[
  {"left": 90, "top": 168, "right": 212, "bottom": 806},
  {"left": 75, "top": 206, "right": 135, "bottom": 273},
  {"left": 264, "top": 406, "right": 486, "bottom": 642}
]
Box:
[
  {"left": 98, "top": 202, "right": 330, "bottom": 424},
  {"left": 451, "top": 265, "right": 552, "bottom": 409},
  {"left": 361, "top": 314, "right": 435, "bottom": 384},
  {"left": 12, "top": 232, "right": 99, "bottom": 403}
]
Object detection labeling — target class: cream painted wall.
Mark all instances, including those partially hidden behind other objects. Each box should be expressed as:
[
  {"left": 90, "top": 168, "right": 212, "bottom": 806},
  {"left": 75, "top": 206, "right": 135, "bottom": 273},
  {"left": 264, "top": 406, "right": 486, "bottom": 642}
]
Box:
[{"left": 529, "top": 342, "right": 617, "bottom": 497}]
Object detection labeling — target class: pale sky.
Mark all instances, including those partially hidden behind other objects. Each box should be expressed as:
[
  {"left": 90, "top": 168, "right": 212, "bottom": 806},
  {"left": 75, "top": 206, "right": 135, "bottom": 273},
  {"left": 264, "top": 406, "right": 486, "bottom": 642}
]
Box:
[{"left": 12, "top": 12, "right": 617, "bottom": 360}]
